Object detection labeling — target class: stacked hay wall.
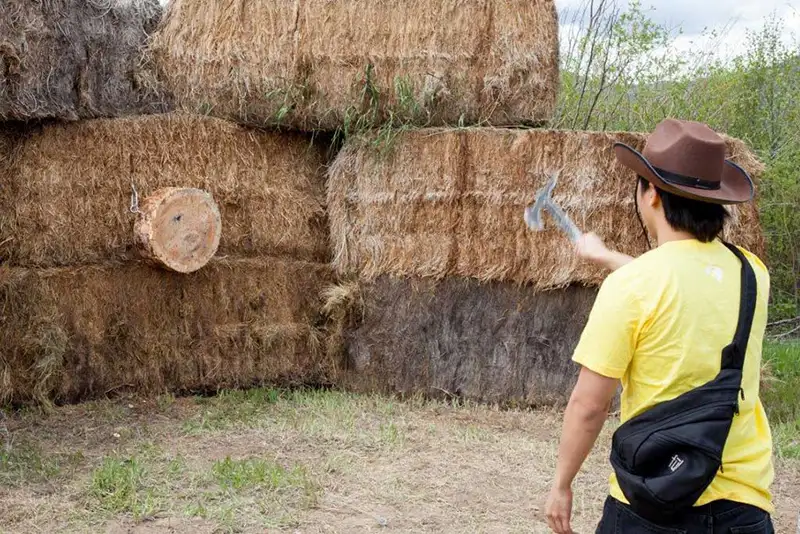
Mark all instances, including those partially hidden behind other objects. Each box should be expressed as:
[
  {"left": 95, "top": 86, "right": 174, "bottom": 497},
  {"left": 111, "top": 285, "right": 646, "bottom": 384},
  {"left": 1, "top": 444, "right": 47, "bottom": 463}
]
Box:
[
  {"left": 325, "top": 128, "right": 766, "bottom": 406},
  {"left": 0, "top": 259, "right": 333, "bottom": 405},
  {"left": 328, "top": 128, "right": 765, "bottom": 289},
  {"left": 0, "top": 0, "right": 170, "bottom": 121},
  {"left": 335, "top": 278, "right": 598, "bottom": 407},
  {"left": 0, "top": 128, "right": 18, "bottom": 177},
  {"left": 0, "top": 114, "right": 329, "bottom": 266},
  {"left": 0, "top": 114, "right": 335, "bottom": 405},
  {"left": 148, "top": 0, "right": 559, "bottom": 131}
]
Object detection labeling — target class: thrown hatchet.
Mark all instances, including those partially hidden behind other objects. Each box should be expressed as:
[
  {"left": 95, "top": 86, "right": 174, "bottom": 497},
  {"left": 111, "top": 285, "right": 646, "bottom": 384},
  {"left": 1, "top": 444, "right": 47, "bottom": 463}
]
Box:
[{"left": 524, "top": 171, "right": 583, "bottom": 242}]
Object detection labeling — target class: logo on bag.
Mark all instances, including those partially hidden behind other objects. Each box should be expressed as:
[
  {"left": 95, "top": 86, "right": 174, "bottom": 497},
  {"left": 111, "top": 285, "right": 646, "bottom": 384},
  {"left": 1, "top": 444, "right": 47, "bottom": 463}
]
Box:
[{"left": 669, "top": 454, "right": 685, "bottom": 472}]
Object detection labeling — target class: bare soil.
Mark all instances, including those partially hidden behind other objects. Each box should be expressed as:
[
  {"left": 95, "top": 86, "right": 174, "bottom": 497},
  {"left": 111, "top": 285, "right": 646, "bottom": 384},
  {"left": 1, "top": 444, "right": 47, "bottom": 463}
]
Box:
[{"left": 1, "top": 389, "right": 797, "bottom": 534}]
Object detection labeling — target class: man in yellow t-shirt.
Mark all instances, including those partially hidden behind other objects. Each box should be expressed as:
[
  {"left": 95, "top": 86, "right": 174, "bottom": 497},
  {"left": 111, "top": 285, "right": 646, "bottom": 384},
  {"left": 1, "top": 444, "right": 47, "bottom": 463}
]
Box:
[{"left": 544, "top": 119, "right": 775, "bottom": 534}]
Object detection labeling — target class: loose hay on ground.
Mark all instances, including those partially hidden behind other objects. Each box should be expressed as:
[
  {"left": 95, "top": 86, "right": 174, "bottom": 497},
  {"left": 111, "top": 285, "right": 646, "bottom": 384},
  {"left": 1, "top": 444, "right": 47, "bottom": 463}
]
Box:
[
  {"left": 0, "top": 0, "right": 170, "bottom": 121},
  {"left": 0, "top": 258, "right": 335, "bottom": 405},
  {"left": 148, "top": 0, "right": 559, "bottom": 130},
  {"left": 329, "top": 276, "right": 599, "bottom": 407},
  {"left": 0, "top": 114, "right": 330, "bottom": 266},
  {"left": 327, "top": 128, "right": 766, "bottom": 290}
]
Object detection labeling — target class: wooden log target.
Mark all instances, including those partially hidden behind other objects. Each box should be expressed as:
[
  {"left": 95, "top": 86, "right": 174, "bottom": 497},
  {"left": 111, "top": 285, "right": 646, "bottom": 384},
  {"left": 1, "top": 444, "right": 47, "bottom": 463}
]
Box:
[{"left": 134, "top": 187, "right": 222, "bottom": 273}]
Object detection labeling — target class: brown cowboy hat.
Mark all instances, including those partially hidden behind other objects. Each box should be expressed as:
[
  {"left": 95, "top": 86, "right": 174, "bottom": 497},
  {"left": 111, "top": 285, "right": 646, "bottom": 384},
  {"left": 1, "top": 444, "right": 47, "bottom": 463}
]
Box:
[{"left": 614, "top": 118, "right": 754, "bottom": 205}]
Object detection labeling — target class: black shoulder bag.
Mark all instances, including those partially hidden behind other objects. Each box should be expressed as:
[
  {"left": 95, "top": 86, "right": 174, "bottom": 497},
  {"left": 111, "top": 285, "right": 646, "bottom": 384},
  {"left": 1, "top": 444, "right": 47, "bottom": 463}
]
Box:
[{"left": 609, "top": 242, "right": 758, "bottom": 521}]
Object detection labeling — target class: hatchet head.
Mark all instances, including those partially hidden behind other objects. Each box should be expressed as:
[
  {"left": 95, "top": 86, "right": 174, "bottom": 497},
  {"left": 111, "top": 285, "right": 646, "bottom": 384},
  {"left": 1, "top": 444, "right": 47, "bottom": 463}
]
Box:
[
  {"left": 523, "top": 170, "right": 584, "bottom": 242},
  {"left": 524, "top": 171, "right": 560, "bottom": 231}
]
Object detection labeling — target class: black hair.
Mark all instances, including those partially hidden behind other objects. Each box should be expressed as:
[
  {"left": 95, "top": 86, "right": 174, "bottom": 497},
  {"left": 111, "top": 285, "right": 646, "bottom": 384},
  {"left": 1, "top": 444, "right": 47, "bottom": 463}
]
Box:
[{"left": 638, "top": 176, "right": 729, "bottom": 243}]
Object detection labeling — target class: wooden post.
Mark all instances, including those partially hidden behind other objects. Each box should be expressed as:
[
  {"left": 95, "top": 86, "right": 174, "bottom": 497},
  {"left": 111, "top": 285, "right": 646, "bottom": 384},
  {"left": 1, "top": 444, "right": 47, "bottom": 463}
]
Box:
[{"left": 134, "top": 187, "right": 222, "bottom": 273}]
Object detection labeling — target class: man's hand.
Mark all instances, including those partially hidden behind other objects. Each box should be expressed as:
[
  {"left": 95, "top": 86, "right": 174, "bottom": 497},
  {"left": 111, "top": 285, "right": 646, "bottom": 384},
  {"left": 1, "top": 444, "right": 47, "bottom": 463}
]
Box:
[
  {"left": 575, "top": 232, "right": 634, "bottom": 272},
  {"left": 545, "top": 485, "right": 574, "bottom": 534},
  {"left": 575, "top": 232, "right": 610, "bottom": 263},
  {"left": 546, "top": 367, "right": 619, "bottom": 533}
]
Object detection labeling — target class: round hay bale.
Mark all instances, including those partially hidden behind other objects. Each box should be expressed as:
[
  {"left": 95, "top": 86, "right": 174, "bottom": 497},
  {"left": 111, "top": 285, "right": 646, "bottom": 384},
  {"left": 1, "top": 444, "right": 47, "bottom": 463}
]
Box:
[
  {"left": 134, "top": 187, "right": 222, "bottom": 273},
  {"left": 148, "top": 0, "right": 560, "bottom": 130}
]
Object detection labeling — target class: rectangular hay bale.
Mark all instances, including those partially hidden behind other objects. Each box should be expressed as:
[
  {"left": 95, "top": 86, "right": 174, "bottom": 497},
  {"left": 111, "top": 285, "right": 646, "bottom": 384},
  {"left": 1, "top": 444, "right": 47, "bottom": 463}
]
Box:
[
  {"left": 0, "top": 0, "right": 170, "bottom": 121},
  {"left": 0, "top": 258, "right": 335, "bottom": 405},
  {"left": 328, "top": 128, "right": 766, "bottom": 290},
  {"left": 0, "top": 113, "right": 330, "bottom": 266},
  {"left": 333, "top": 276, "right": 599, "bottom": 407},
  {"left": 149, "top": 0, "right": 559, "bottom": 130}
]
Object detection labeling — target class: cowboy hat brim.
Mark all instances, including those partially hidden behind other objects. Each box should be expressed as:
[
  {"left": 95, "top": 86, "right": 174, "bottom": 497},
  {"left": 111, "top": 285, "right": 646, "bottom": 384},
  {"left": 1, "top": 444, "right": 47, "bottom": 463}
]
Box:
[{"left": 614, "top": 143, "right": 754, "bottom": 205}]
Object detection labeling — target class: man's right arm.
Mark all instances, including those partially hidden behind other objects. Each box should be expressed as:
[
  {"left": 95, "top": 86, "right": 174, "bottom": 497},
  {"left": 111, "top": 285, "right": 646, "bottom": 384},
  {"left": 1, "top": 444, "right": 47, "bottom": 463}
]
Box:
[{"left": 575, "top": 233, "right": 634, "bottom": 272}]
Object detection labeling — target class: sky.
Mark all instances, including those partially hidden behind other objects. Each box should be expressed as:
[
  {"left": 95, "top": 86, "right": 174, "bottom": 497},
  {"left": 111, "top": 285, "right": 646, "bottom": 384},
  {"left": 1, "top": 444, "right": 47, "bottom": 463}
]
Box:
[{"left": 556, "top": 0, "right": 800, "bottom": 60}]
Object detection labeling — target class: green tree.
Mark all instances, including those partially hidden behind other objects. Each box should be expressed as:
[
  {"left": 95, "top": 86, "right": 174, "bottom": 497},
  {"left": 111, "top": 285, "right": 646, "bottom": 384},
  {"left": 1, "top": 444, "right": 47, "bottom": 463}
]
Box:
[{"left": 556, "top": 2, "right": 800, "bottom": 320}]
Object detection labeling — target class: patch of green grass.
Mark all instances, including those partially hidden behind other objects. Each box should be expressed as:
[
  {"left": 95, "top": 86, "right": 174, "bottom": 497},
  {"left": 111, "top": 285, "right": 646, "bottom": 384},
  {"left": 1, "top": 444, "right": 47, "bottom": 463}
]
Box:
[
  {"left": 211, "top": 457, "right": 311, "bottom": 492},
  {"left": 772, "top": 421, "right": 800, "bottom": 460},
  {"left": 762, "top": 340, "right": 800, "bottom": 458},
  {"left": 78, "top": 446, "right": 320, "bottom": 532},
  {"left": 191, "top": 456, "right": 320, "bottom": 531},
  {"left": 394, "top": 75, "right": 423, "bottom": 120},
  {"left": 181, "top": 386, "right": 416, "bottom": 443},
  {"left": 762, "top": 340, "right": 800, "bottom": 420},
  {"left": 182, "top": 388, "right": 281, "bottom": 434},
  {"left": 379, "top": 422, "right": 403, "bottom": 445},
  {"left": 87, "top": 456, "right": 165, "bottom": 520}
]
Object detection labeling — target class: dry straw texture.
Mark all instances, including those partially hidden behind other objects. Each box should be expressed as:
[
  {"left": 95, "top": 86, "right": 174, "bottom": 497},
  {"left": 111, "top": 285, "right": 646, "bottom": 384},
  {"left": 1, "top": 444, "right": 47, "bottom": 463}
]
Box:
[
  {"left": 0, "top": 258, "right": 335, "bottom": 405},
  {"left": 328, "top": 128, "right": 766, "bottom": 290},
  {"left": 328, "top": 276, "right": 599, "bottom": 408},
  {"left": 0, "top": 128, "right": 16, "bottom": 177},
  {"left": 0, "top": 113, "right": 330, "bottom": 266},
  {"left": 0, "top": 0, "right": 170, "bottom": 121},
  {"left": 148, "top": 0, "right": 559, "bottom": 130}
]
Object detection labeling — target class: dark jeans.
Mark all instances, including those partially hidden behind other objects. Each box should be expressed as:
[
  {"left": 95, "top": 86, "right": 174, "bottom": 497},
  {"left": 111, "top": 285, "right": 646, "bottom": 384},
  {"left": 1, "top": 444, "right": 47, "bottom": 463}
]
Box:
[{"left": 596, "top": 496, "right": 775, "bottom": 533}]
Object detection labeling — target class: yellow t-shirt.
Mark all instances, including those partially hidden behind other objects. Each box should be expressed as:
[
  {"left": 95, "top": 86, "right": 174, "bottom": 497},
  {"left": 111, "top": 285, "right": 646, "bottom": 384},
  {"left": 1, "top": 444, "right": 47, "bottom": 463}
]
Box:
[{"left": 572, "top": 238, "right": 774, "bottom": 514}]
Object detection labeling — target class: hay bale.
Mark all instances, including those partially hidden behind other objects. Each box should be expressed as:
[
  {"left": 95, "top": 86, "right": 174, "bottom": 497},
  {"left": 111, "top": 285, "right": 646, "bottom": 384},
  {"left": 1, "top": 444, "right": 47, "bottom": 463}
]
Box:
[
  {"left": 0, "top": 128, "right": 17, "bottom": 177},
  {"left": 0, "top": 113, "right": 329, "bottom": 266},
  {"left": 148, "top": 0, "right": 559, "bottom": 130},
  {"left": 0, "top": 258, "right": 335, "bottom": 405},
  {"left": 133, "top": 187, "right": 222, "bottom": 273},
  {"left": 327, "top": 128, "right": 766, "bottom": 290},
  {"left": 331, "top": 276, "right": 598, "bottom": 407},
  {"left": 0, "top": 0, "right": 170, "bottom": 121}
]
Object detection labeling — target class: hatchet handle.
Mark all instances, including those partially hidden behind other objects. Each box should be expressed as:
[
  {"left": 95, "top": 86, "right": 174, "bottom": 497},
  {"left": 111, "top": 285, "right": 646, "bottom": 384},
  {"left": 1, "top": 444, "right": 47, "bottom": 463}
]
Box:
[{"left": 542, "top": 199, "right": 583, "bottom": 243}]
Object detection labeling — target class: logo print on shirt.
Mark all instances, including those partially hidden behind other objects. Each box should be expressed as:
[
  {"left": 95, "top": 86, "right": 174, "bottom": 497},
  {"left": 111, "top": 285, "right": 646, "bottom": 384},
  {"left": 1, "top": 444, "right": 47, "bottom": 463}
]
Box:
[
  {"left": 669, "top": 454, "right": 685, "bottom": 473},
  {"left": 705, "top": 265, "right": 724, "bottom": 283}
]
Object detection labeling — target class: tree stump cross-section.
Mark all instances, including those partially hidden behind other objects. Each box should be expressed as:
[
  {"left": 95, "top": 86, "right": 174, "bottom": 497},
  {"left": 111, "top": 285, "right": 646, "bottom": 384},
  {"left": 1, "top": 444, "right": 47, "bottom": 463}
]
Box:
[{"left": 134, "top": 187, "right": 222, "bottom": 273}]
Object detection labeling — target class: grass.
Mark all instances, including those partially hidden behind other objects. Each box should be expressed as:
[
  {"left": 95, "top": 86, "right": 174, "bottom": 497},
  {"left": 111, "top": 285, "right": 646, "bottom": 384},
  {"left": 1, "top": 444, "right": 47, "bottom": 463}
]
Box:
[
  {"left": 181, "top": 387, "right": 281, "bottom": 434},
  {"left": 80, "top": 445, "right": 321, "bottom": 531},
  {"left": 88, "top": 456, "right": 165, "bottom": 520},
  {"left": 762, "top": 339, "right": 800, "bottom": 459},
  {"left": 0, "top": 441, "right": 82, "bottom": 487},
  {"left": 212, "top": 457, "right": 306, "bottom": 491},
  {"left": 0, "top": 381, "right": 798, "bottom": 532}
]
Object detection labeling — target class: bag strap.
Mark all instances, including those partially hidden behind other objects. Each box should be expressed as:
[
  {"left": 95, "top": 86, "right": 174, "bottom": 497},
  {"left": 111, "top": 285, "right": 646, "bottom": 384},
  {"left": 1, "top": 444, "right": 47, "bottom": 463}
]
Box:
[{"left": 720, "top": 242, "right": 758, "bottom": 372}]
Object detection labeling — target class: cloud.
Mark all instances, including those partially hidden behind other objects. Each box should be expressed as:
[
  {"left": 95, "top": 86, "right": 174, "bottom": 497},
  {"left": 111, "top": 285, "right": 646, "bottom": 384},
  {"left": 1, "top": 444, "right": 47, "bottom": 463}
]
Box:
[
  {"left": 557, "top": 0, "right": 795, "bottom": 32},
  {"left": 555, "top": 0, "right": 799, "bottom": 59}
]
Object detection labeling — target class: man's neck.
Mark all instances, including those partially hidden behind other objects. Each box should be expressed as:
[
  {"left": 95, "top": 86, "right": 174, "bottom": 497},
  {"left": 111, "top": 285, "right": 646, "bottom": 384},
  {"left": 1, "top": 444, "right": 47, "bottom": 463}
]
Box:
[{"left": 654, "top": 225, "right": 697, "bottom": 247}]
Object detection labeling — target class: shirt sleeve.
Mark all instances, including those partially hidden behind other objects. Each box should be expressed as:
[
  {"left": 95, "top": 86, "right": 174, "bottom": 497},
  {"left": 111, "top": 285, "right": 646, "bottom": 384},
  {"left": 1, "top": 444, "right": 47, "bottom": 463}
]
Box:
[{"left": 572, "top": 267, "right": 646, "bottom": 379}]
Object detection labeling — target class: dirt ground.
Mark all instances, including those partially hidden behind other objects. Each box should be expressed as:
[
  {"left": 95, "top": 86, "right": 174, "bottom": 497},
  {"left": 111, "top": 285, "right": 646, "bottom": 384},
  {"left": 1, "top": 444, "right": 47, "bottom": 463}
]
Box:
[{"left": 1, "top": 388, "right": 798, "bottom": 534}]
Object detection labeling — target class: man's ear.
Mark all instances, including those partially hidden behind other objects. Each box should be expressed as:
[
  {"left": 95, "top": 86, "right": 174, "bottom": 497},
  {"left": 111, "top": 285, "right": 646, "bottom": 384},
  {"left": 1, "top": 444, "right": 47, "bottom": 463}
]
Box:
[{"left": 647, "top": 185, "right": 661, "bottom": 209}]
